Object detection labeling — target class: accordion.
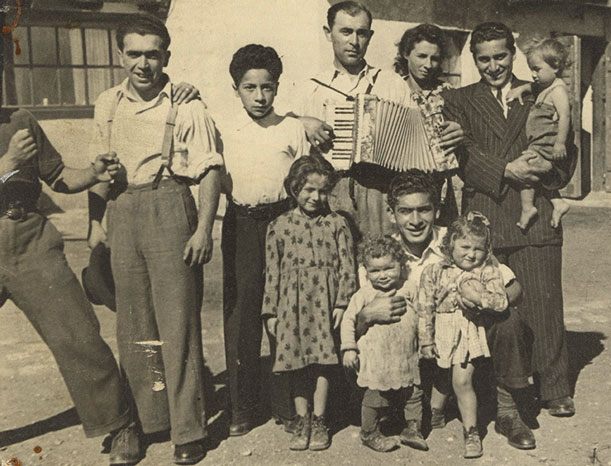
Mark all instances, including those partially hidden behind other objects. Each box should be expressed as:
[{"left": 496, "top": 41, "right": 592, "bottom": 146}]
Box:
[{"left": 324, "top": 94, "right": 458, "bottom": 173}]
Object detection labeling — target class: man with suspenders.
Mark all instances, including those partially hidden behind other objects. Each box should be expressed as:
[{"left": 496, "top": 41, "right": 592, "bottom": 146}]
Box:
[{"left": 88, "top": 15, "right": 222, "bottom": 465}]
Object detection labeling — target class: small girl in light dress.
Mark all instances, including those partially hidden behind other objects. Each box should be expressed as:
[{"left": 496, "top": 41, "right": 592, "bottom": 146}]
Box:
[
  {"left": 509, "top": 38, "right": 572, "bottom": 230},
  {"left": 418, "top": 212, "right": 508, "bottom": 459},
  {"left": 341, "top": 236, "right": 427, "bottom": 454},
  {"left": 262, "top": 154, "right": 357, "bottom": 452}
]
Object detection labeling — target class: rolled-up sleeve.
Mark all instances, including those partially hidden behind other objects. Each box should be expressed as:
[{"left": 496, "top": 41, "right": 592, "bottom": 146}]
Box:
[{"left": 176, "top": 101, "right": 224, "bottom": 181}]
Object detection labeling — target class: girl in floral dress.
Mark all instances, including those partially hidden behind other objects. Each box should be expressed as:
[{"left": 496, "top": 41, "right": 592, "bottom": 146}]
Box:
[
  {"left": 262, "top": 154, "right": 357, "bottom": 452},
  {"left": 418, "top": 212, "right": 509, "bottom": 458}
]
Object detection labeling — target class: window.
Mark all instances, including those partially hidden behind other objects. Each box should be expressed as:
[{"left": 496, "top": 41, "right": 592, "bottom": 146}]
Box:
[{"left": 2, "top": 25, "right": 126, "bottom": 113}]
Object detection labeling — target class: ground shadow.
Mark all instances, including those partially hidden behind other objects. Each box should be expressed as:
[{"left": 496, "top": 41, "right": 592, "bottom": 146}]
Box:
[
  {"left": 566, "top": 330, "right": 606, "bottom": 396},
  {"left": 0, "top": 408, "right": 80, "bottom": 448}
]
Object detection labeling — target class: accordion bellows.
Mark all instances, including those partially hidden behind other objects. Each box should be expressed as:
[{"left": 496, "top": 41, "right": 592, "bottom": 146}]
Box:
[{"left": 325, "top": 94, "right": 458, "bottom": 173}]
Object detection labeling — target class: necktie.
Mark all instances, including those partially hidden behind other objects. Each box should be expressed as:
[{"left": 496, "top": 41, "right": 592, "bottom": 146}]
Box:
[{"left": 496, "top": 88, "right": 505, "bottom": 116}]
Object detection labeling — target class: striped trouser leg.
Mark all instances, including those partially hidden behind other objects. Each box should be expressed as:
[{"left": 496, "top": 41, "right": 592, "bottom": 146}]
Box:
[{"left": 503, "top": 245, "right": 569, "bottom": 401}]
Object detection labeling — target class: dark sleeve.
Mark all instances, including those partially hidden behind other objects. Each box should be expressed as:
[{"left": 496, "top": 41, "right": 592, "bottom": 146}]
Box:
[
  {"left": 27, "top": 113, "right": 65, "bottom": 187},
  {"left": 443, "top": 89, "right": 507, "bottom": 199}
]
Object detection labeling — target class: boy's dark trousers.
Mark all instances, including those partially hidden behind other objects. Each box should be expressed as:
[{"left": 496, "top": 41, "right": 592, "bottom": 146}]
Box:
[
  {"left": 0, "top": 212, "right": 130, "bottom": 437},
  {"left": 221, "top": 199, "right": 294, "bottom": 424}
]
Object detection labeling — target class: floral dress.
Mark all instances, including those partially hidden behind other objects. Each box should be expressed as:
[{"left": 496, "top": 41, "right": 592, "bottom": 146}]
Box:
[
  {"left": 262, "top": 208, "right": 357, "bottom": 372},
  {"left": 417, "top": 258, "right": 508, "bottom": 368}
]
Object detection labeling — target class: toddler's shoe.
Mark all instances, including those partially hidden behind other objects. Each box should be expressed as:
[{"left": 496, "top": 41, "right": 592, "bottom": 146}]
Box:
[
  {"left": 430, "top": 407, "right": 446, "bottom": 429},
  {"left": 289, "top": 414, "right": 311, "bottom": 451},
  {"left": 399, "top": 420, "right": 429, "bottom": 451},
  {"left": 463, "top": 426, "right": 483, "bottom": 459},
  {"left": 309, "top": 414, "right": 330, "bottom": 451},
  {"left": 360, "top": 429, "right": 399, "bottom": 452}
]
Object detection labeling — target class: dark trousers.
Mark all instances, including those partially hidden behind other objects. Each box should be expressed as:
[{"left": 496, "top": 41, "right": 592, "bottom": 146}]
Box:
[
  {"left": 108, "top": 180, "right": 207, "bottom": 444},
  {"left": 221, "top": 201, "right": 294, "bottom": 423},
  {"left": 496, "top": 245, "right": 569, "bottom": 401},
  {"left": 0, "top": 213, "right": 129, "bottom": 437}
]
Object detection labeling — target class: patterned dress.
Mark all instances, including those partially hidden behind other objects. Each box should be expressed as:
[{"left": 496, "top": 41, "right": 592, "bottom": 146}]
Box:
[
  {"left": 262, "top": 208, "right": 357, "bottom": 372},
  {"left": 417, "top": 258, "right": 508, "bottom": 369}
]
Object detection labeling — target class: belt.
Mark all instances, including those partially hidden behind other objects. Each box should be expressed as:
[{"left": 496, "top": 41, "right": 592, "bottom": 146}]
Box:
[
  {"left": 229, "top": 198, "right": 291, "bottom": 221},
  {"left": 0, "top": 200, "right": 36, "bottom": 220}
]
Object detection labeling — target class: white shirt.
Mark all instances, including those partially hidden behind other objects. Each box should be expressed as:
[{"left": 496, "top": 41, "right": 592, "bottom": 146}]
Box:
[
  {"left": 220, "top": 110, "right": 309, "bottom": 206},
  {"left": 491, "top": 81, "right": 512, "bottom": 118},
  {"left": 91, "top": 77, "right": 223, "bottom": 185}
]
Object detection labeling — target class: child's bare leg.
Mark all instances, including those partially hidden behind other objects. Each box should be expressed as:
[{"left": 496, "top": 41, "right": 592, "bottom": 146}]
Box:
[
  {"left": 310, "top": 368, "right": 331, "bottom": 450},
  {"left": 430, "top": 367, "right": 450, "bottom": 428},
  {"left": 452, "top": 363, "right": 477, "bottom": 429},
  {"left": 518, "top": 187, "right": 538, "bottom": 230},
  {"left": 550, "top": 196, "right": 570, "bottom": 228},
  {"left": 312, "top": 372, "right": 329, "bottom": 417},
  {"left": 289, "top": 368, "right": 312, "bottom": 451}
]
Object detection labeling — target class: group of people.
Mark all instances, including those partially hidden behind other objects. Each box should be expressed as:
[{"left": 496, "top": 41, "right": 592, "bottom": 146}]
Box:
[{"left": 0, "top": 1, "right": 577, "bottom": 465}]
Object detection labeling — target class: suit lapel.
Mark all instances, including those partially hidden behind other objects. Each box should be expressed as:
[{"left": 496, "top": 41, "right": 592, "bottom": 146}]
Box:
[
  {"left": 468, "top": 81, "right": 506, "bottom": 140},
  {"left": 499, "top": 79, "right": 532, "bottom": 159}
]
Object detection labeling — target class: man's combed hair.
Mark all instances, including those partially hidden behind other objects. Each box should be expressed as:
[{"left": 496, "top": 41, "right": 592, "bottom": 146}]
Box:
[
  {"left": 284, "top": 152, "right": 337, "bottom": 201},
  {"left": 358, "top": 235, "right": 406, "bottom": 267},
  {"left": 469, "top": 22, "right": 515, "bottom": 55},
  {"left": 229, "top": 44, "right": 283, "bottom": 86},
  {"left": 525, "top": 38, "right": 570, "bottom": 74},
  {"left": 327, "top": 1, "right": 372, "bottom": 28},
  {"left": 116, "top": 14, "right": 171, "bottom": 51},
  {"left": 387, "top": 170, "right": 439, "bottom": 210},
  {"left": 394, "top": 24, "right": 445, "bottom": 78}
]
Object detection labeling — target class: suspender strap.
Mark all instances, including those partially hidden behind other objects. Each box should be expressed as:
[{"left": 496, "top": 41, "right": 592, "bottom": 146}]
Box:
[
  {"left": 364, "top": 69, "right": 382, "bottom": 95},
  {"left": 106, "top": 92, "right": 122, "bottom": 154},
  {"left": 152, "top": 94, "right": 179, "bottom": 190}
]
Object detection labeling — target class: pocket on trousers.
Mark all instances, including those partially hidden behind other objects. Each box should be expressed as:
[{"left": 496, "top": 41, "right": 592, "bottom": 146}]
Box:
[{"left": 180, "top": 190, "right": 198, "bottom": 233}]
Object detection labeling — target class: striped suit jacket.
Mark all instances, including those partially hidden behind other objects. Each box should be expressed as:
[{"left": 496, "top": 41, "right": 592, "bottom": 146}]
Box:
[{"left": 442, "top": 78, "right": 576, "bottom": 249}]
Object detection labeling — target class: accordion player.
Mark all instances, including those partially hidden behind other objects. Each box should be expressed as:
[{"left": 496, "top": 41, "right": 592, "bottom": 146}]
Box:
[{"left": 323, "top": 93, "right": 458, "bottom": 174}]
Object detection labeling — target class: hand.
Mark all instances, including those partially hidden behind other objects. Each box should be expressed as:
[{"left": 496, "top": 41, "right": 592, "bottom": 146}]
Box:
[
  {"left": 183, "top": 227, "right": 212, "bottom": 266},
  {"left": 360, "top": 291, "right": 407, "bottom": 327},
  {"left": 504, "top": 151, "right": 546, "bottom": 185},
  {"left": 551, "top": 142, "right": 567, "bottom": 160},
  {"left": 439, "top": 120, "right": 464, "bottom": 151},
  {"left": 92, "top": 152, "right": 121, "bottom": 182},
  {"left": 421, "top": 344, "right": 439, "bottom": 359},
  {"left": 173, "top": 82, "right": 201, "bottom": 105},
  {"left": 342, "top": 350, "right": 360, "bottom": 372},
  {"left": 332, "top": 307, "right": 345, "bottom": 330},
  {"left": 299, "top": 116, "right": 334, "bottom": 150},
  {"left": 87, "top": 221, "right": 108, "bottom": 250},
  {"left": 4, "top": 129, "right": 37, "bottom": 170},
  {"left": 266, "top": 317, "right": 278, "bottom": 338}
]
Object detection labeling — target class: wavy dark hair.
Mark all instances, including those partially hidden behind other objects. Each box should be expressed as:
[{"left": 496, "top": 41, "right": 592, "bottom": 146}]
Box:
[
  {"left": 441, "top": 211, "right": 492, "bottom": 262},
  {"left": 469, "top": 22, "right": 515, "bottom": 56},
  {"left": 116, "top": 14, "right": 171, "bottom": 51},
  {"left": 229, "top": 44, "right": 283, "bottom": 86},
  {"left": 387, "top": 170, "right": 439, "bottom": 210},
  {"left": 284, "top": 153, "right": 337, "bottom": 203},
  {"left": 394, "top": 24, "right": 445, "bottom": 78}
]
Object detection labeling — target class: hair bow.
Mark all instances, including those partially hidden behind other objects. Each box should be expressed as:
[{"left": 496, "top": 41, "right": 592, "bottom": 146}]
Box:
[{"left": 466, "top": 211, "right": 491, "bottom": 227}]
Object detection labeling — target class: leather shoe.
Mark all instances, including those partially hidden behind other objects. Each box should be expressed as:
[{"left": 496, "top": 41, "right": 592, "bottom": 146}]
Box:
[
  {"left": 174, "top": 440, "right": 206, "bottom": 465},
  {"left": 229, "top": 420, "right": 253, "bottom": 437},
  {"left": 495, "top": 414, "right": 536, "bottom": 450},
  {"left": 546, "top": 396, "right": 575, "bottom": 417},
  {"left": 109, "top": 422, "right": 142, "bottom": 465}
]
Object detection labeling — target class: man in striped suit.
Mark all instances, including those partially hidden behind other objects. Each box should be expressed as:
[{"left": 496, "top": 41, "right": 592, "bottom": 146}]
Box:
[{"left": 443, "top": 22, "right": 577, "bottom": 449}]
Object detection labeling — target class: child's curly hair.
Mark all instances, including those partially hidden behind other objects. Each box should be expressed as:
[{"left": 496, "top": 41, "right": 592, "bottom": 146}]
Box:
[
  {"left": 525, "top": 38, "right": 571, "bottom": 75},
  {"left": 358, "top": 235, "right": 407, "bottom": 268},
  {"left": 441, "top": 211, "right": 492, "bottom": 262},
  {"left": 387, "top": 169, "right": 439, "bottom": 210},
  {"left": 284, "top": 153, "right": 338, "bottom": 202},
  {"left": 229, "top": 44, "right": 283, "bottom": 86}
]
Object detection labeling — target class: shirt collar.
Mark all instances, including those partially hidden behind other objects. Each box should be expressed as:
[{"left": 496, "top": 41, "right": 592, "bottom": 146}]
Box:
[
  {"left": 393, "top": 226, "right": 446, "bottom": 263},
  {"left": 233, "top": 107, "right": 278, "bottom": 132},
  {"left": 118, "top": 75, "right": 173, "bottom": 108},
  {"left": 321, "top": 62, "right": 378, "bottom": 85}
]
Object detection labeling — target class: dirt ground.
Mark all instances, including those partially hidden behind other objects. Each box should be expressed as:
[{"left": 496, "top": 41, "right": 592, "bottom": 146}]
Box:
[{"left": 1, "top": 203, "right": 610, "bottom": 466}]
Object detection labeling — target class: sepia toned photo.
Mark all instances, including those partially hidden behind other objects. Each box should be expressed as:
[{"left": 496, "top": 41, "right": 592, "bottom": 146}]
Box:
[{"left": 1, "top": 1, "right": 610, "bottom": 465}]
